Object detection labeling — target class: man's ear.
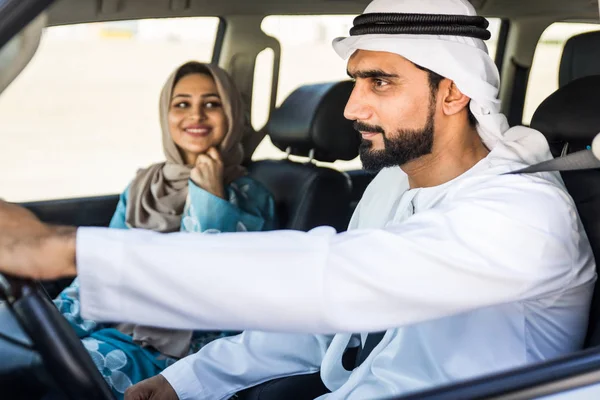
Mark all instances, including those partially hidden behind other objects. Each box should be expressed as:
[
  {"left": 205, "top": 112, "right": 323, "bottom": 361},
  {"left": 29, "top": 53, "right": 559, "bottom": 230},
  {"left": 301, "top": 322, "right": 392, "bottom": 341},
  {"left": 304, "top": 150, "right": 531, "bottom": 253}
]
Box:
[{"left": 440, "top": 80, "right": 471, "bottom": 117}]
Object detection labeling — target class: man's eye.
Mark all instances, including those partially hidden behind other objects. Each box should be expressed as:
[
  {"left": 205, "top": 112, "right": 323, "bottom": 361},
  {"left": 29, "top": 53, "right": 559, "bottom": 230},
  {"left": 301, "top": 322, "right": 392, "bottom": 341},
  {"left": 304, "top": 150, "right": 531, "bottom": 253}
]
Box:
[{"left": 374, "top": 79, "right": 389, "bottom": 87}]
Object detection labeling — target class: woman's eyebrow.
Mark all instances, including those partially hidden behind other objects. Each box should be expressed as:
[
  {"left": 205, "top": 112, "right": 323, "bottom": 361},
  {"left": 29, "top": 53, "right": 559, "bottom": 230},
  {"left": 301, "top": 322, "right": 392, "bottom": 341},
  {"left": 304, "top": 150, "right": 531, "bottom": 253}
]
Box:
[{"left": 172, "top": 93, "right": 221, "bottom": 99}]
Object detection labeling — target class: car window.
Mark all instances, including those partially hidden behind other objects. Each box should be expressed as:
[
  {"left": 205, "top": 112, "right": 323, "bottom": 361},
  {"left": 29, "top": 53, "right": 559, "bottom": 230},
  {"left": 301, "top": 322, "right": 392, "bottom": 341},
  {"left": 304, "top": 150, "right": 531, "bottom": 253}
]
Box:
[
  {"left": 251, "top": 15, "right": 503, "bottom": 171},
  {"left": 0, "top": 17, "right": 219, "bottom": 202},
  {"left": 539, "top": 381, "right": 600, "bottom": 399},
  {"left": 522, "top": 22, "right": 600, "bottom": 125}
]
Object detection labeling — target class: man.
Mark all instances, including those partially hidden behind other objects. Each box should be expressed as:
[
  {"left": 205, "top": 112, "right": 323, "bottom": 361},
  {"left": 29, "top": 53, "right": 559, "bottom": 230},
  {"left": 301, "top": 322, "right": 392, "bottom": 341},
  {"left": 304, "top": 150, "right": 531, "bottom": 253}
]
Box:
[{"left": 0, "top": 0, "right": 595, "bottom": 399}]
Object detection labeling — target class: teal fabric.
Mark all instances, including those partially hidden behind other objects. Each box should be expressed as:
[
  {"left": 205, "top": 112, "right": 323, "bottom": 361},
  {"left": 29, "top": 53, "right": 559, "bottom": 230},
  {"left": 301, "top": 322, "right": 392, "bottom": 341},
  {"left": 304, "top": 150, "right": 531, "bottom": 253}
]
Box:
[{"left": 54, "top": 176, "right": 276, "bottom": 398}]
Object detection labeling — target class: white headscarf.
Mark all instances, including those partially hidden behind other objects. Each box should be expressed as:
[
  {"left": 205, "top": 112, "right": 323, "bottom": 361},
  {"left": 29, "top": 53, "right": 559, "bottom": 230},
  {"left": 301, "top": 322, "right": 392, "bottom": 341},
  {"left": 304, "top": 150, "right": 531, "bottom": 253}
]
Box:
[{"left": 332, "top": 0, "right": 552, "bottom": 166}]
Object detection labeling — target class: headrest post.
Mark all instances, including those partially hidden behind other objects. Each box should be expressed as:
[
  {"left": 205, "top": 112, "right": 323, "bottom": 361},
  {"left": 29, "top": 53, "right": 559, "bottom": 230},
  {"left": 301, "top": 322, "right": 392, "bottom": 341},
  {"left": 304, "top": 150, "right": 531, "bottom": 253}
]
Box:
[
  {"left": 285, "top": 146, "right": 292, "bottom": 160},
  {"left": 561, "top": 142, "right": 569, "bottom": 157},
  {"left": 308, "top": 149, "right": 315, "bottom": 164}
]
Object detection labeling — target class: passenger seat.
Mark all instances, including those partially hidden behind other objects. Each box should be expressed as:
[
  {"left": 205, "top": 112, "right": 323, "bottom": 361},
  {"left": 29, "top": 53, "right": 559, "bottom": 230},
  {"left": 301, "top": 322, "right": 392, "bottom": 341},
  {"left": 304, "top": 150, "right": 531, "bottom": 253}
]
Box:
[
  {"left": 559, "top": 30, "right": 600, "bottom": 87},
  {"left": 248, "top": 81, "right": 360, "bottom": 233},
  {"left": 529, "top": 75, "right": 600, "bottom": 348}
]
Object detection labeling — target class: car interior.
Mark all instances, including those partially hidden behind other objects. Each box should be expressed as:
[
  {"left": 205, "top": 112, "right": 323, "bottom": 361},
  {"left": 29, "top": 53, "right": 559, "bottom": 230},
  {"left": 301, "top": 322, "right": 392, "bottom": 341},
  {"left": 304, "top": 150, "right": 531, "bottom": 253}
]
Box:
[{"left": 2, "top": 0, "right": 600, "bottom": 398}]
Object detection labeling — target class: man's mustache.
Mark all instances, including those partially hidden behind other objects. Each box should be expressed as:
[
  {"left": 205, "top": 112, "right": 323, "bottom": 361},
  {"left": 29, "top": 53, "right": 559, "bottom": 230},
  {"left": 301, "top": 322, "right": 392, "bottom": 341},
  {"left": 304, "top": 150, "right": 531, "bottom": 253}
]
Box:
[{"left": 353, "top": 121, "right": 385, "bottom": 135}]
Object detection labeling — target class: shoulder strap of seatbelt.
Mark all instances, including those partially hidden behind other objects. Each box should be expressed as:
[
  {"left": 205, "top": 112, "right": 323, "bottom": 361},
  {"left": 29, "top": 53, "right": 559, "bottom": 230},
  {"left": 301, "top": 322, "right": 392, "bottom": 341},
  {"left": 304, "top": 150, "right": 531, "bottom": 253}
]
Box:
[
  {"left": 505, "top": 147, "right": 600, "bottom": 174},
  {"left": 506, "top": 135, "right": 600, "bottom": 174}
]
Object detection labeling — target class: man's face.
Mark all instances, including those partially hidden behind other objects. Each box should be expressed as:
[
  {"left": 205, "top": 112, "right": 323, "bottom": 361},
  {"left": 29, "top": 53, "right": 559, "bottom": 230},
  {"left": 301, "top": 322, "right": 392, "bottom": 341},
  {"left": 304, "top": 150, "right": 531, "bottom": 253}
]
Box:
[{"left": 344, "top": 50, "right": 438, "bottom": 172}]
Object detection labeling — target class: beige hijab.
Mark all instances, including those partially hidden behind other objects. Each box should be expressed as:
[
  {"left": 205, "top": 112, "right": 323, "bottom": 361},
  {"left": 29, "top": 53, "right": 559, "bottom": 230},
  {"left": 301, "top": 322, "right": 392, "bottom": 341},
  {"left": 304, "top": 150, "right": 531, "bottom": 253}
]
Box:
[
  {"left": 125, "top": 61, "right": 247, "bottom": 233},
  {"left": 118, "top": 62, "right": 249, "bottom": 359}
]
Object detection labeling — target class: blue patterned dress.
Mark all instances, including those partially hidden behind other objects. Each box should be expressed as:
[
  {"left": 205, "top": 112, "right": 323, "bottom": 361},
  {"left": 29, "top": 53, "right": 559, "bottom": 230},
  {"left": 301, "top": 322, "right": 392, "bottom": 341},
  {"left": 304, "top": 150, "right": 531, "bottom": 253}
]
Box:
[{"left": 53, "top": 176, "right": 276, "bottom": 398}]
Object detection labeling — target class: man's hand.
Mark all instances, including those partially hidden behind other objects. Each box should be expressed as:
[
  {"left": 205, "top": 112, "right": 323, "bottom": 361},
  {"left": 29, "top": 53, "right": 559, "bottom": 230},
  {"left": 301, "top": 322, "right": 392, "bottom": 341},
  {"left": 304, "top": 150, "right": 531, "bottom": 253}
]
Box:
[
  {"left": 190, "top": 147, "right": 226, "bottom": 199},
  {"left": 124, "top": 375, "right": 178, "bottom": 400},
  {"left": 0, "top": 200, "right": 76, "bottom": 280}
]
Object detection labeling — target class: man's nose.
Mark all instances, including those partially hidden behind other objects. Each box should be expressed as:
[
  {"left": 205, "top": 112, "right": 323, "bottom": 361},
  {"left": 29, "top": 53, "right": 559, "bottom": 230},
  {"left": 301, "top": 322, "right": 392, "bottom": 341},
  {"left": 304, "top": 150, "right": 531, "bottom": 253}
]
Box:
[{"left": 344, "top": 84, "right": 372, "bottom": 122}]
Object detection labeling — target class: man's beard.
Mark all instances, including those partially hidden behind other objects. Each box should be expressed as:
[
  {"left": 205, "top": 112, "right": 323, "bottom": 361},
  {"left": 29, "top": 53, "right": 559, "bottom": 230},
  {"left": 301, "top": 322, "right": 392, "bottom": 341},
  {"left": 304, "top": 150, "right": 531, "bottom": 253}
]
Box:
[{"left": 357, "top": 103, "right": 435, "bottom": 172}]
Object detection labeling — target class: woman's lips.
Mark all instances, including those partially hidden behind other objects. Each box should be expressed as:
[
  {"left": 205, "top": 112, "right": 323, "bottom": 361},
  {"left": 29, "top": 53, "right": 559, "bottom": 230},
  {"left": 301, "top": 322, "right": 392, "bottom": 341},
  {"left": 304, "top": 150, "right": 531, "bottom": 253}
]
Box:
[{"left": 184, "top": 126, "right": 211, "bottom": 137}]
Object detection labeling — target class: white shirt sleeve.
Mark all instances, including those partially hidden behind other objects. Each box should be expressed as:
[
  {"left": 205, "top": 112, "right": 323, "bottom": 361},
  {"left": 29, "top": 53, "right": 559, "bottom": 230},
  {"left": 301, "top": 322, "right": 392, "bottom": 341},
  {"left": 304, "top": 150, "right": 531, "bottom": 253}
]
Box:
[
  {"left": 77, "top": 175, "right": 591, "bottom": 333},
  {"left": 160, "top": 331, "right": 332, "bottom": 400}
]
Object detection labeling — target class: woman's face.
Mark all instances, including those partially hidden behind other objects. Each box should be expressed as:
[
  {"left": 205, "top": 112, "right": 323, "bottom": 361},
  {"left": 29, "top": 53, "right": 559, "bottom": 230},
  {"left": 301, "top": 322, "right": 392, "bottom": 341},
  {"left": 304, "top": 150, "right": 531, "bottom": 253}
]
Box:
[{"left": 168, "top": 73, "right": 228, "bottom": 165}]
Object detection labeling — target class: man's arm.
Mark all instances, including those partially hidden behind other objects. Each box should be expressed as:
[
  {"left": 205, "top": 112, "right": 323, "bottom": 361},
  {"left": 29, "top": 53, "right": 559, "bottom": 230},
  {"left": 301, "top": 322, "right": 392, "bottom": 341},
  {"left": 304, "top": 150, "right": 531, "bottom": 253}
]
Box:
[
  {"left": 161, "top": 331, "right": 332, "bottom": 400},
  {"left": 75, "top": 176, "right": 590, "bottom": 333},
  {"left": 0, "top": 201, "right": 76, "bottom": 280},
  {"left": 0, "top": 176, "right": 593, "bottom": 334},
  {"left": 125, "top": 332, "right": 332, "bottom": 400}
]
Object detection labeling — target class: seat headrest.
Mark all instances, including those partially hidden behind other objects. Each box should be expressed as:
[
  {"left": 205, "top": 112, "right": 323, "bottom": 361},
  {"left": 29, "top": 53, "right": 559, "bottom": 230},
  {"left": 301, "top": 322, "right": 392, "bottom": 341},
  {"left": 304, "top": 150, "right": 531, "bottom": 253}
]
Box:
[
  {"left": 559, "top": 31, "right": 600, "bottom": 87},
  {"left": 531, "top": 75, "right": 600, "bottom": 145},
  {"left": 266, "top": 81, "right": 360, "bottom": 162}
]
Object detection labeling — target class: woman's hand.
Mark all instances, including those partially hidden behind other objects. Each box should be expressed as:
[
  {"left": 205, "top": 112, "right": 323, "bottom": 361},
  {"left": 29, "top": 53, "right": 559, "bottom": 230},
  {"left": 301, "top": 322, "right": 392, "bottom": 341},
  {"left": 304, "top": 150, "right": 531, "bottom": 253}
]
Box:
[{"left": 190, "top": 147, "right": 226, "bottom": 199}]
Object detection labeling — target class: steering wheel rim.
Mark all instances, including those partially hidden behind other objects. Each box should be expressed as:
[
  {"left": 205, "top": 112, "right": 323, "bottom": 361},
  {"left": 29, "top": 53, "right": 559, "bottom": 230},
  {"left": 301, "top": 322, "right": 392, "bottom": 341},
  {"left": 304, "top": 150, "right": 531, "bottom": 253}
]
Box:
[{"left": 1, "top": 274, "right": 115, "bottom": 400}]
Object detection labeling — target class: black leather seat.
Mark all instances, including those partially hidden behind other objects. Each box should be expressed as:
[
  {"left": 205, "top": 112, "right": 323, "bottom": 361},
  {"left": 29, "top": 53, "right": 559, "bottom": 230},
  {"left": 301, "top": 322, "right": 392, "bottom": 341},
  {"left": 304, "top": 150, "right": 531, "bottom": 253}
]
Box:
[
  {"left": 559, "top": 31, "right": 600, "bottom": 87},
  {"left": 248, "top": 81, "right": 360, "bottom": 233},
  {"left": 529, "top": 75, "right": 600, "bottom": 348},
  {"left": 236, "top": 82, "right": 359, "bottom": 399}
]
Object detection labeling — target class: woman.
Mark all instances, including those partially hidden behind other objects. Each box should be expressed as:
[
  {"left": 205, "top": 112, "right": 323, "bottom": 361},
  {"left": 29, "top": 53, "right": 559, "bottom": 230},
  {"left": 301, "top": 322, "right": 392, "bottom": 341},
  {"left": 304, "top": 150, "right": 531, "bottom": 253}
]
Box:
[{"left": 53, "top": 61, "right": 276, "bottom": 398}]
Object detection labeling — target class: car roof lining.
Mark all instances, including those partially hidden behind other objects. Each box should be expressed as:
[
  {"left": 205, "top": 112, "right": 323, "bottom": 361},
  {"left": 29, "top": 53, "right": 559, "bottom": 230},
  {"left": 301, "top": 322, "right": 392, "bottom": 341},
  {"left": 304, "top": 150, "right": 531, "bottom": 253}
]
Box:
[{"left": 46, "top": 0, "right": 600, "bottom": 26}]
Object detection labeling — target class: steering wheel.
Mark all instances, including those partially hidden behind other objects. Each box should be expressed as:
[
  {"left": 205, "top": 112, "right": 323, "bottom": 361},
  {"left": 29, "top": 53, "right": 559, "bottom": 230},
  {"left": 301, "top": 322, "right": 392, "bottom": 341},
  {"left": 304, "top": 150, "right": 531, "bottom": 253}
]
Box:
[{"left": 0, "top": 274, "right": 115, "bottom": 400}]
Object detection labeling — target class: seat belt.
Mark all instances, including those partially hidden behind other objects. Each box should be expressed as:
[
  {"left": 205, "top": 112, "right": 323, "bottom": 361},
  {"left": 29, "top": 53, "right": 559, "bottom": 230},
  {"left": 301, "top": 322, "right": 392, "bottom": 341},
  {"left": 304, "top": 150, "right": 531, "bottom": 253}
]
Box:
[
  {"left": 354, "top": 137, "right": 600, "bottom": 369},
  {"left": 508, "top": 134, "right": 600, "bottom": 174},
  {"left": 506, "top": 147, "right": 600, "bottom": 174}
]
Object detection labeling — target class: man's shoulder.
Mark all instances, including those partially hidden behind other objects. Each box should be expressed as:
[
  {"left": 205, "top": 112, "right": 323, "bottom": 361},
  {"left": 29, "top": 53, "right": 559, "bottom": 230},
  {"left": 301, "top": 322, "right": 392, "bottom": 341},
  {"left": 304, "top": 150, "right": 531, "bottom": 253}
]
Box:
[
  {"left": 487, "top": 125, "right": 555, "bottom": 169},
  {"left": 450, "top": 167, "right": 578, "bottom": 236},
  {"left": 457, "top": 124, "right": 567, "bottom": 207}
]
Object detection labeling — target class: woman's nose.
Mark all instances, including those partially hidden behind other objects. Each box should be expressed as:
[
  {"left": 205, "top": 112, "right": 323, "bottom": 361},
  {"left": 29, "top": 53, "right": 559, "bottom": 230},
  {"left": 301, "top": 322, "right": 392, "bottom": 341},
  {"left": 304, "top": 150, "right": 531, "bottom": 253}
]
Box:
[{"left": 188, "top": 106, "right": 206, "bottom": 121}]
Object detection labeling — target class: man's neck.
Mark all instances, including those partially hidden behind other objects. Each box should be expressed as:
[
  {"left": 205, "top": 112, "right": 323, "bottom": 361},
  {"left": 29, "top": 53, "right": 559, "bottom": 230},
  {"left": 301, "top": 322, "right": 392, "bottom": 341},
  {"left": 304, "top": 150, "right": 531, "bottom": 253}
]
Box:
[{"left": 402, "top": 127, "right": 490, "bottom": 189}]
